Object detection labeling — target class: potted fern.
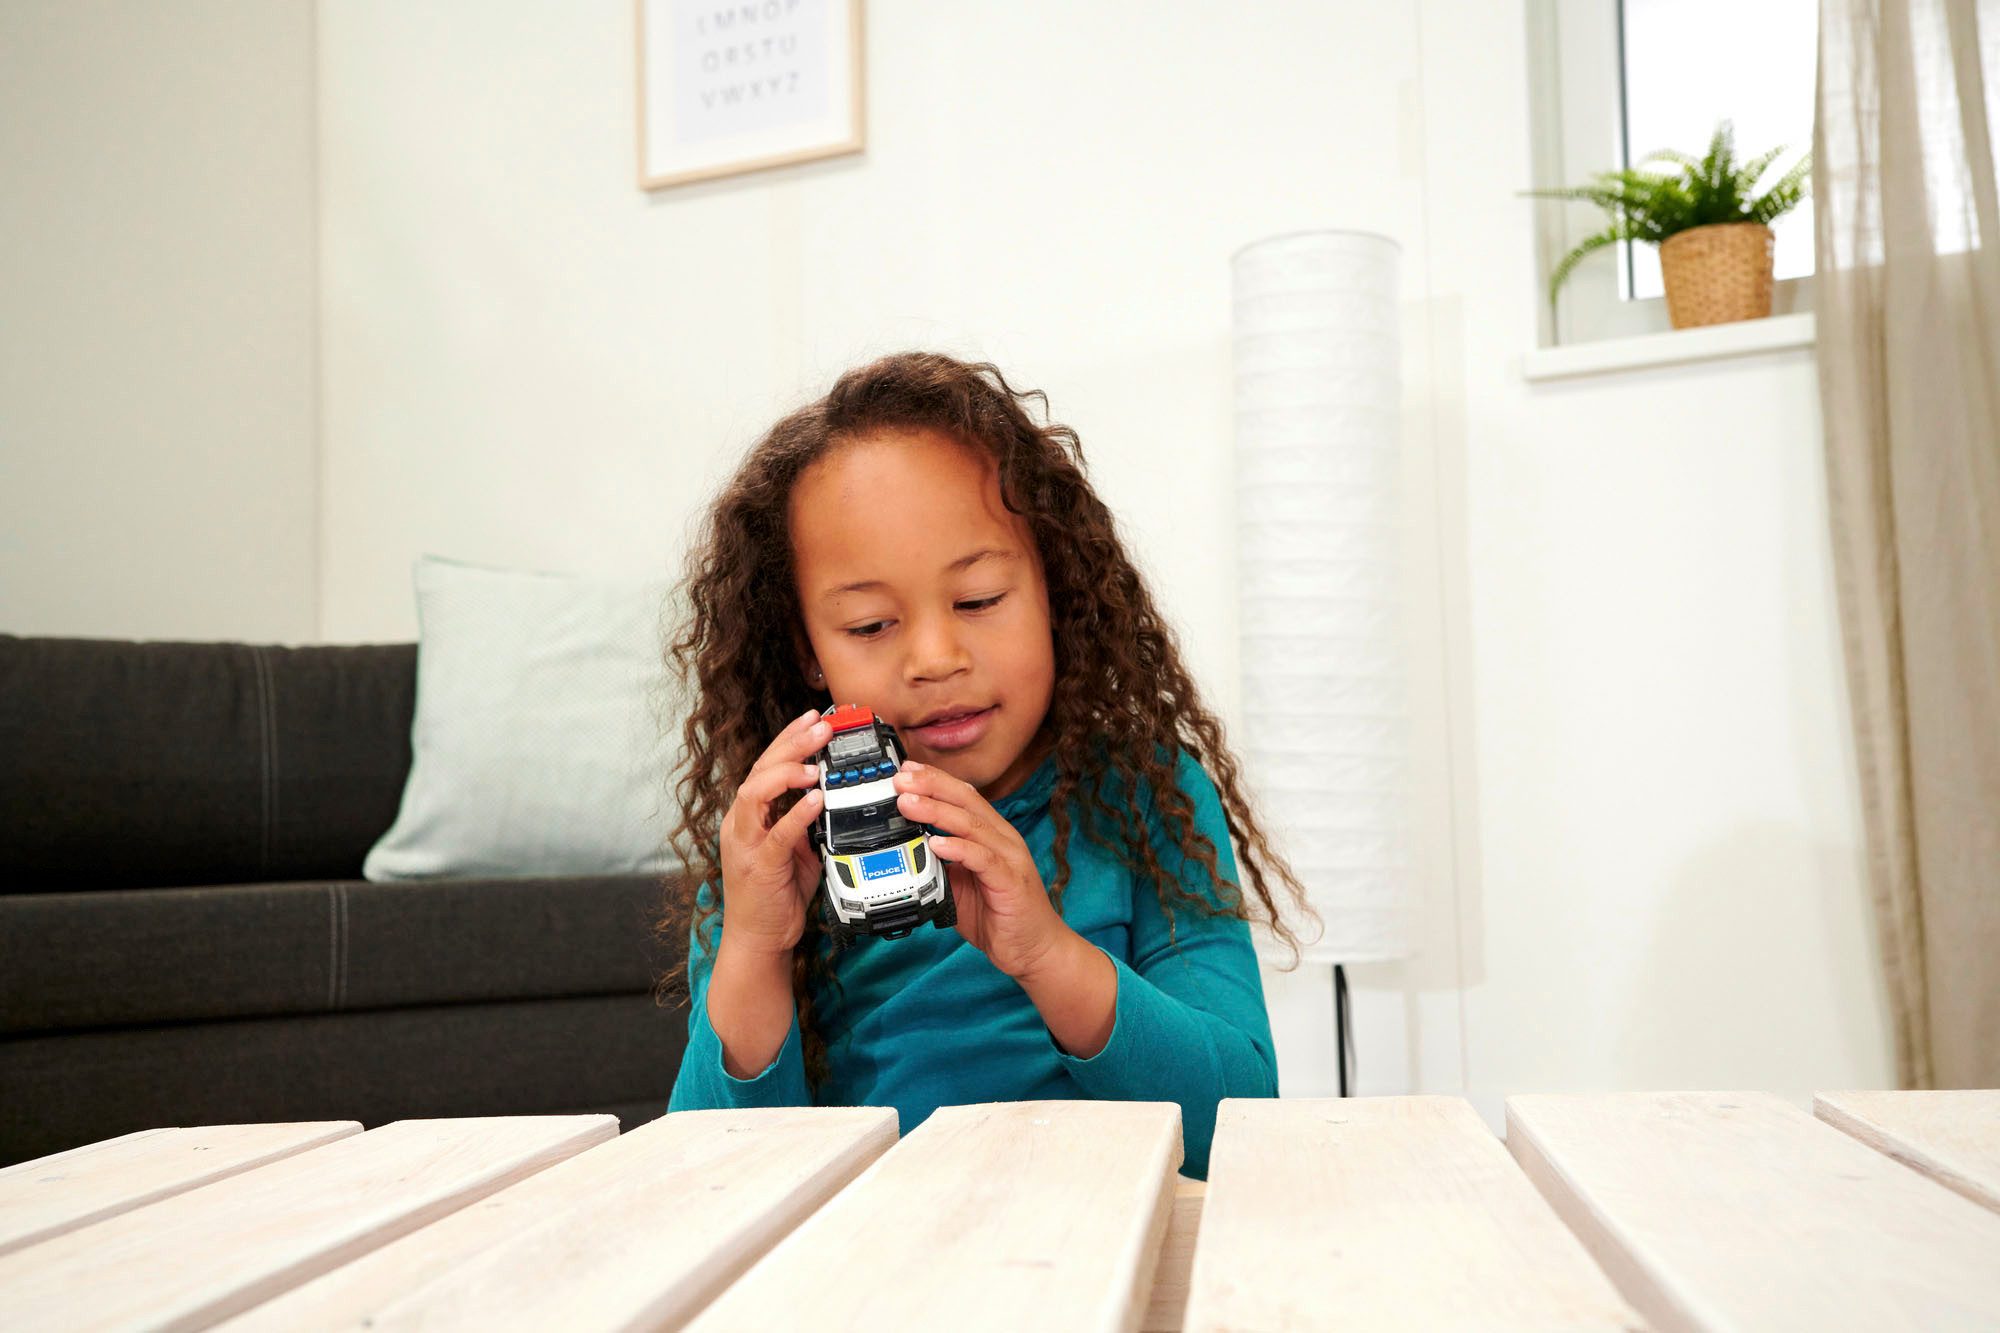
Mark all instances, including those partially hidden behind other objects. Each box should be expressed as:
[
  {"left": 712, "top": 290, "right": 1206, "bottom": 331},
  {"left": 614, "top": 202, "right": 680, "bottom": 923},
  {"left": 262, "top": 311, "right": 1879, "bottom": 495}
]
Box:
[{"left": 1520, "top": 119, "right": 1812, "bottom": 329}]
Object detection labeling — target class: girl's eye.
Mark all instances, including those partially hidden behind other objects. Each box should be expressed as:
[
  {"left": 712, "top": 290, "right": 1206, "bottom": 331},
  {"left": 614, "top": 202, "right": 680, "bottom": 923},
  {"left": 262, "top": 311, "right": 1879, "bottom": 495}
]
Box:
[{"left": 842, "top": 594, "right": 1005, "bottom": 640}]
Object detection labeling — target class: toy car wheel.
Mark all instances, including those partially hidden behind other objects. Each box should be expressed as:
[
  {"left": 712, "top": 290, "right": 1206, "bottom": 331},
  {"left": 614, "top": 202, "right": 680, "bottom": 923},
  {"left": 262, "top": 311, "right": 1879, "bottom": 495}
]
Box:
[
  {"left": 821, "top": 899, "right": 855, "bottom": 948},
  {"left": 931, "top": 885, "right": 957, "bottom": 929}
]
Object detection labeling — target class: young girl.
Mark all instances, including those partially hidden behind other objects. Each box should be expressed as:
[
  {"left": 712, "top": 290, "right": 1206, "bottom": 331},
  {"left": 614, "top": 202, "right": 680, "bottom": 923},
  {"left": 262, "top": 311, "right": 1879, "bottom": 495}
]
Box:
[{"left": 654, "top": 351, "right": 1319, "bottom": 1180}]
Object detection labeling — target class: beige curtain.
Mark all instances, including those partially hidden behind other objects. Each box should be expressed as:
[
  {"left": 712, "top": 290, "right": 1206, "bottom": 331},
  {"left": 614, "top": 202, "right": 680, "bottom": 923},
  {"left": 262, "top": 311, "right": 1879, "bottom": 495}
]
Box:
[{"left": 1815, "top": 0, "right": 2000, "bottom": 1088}]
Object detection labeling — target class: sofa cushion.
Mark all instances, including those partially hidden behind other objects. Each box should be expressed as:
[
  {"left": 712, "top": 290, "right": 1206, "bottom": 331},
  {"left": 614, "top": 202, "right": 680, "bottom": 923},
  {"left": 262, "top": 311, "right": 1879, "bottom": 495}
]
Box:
[
  {"left": 0, "top": 872, "right": 685, "bottom": 1037},
  {"left": 0, "top": 635, "right": 417, "bottom": 892},
  {"left": 361, "top": 554, "right": 684, "bottom": 882}
]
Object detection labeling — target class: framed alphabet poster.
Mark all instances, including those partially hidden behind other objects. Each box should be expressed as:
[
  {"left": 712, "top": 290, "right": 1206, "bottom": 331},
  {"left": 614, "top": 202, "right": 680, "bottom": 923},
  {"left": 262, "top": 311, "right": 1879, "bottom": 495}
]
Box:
[{"left": 636, "top": 0, "right": 866, "bottom": 190}]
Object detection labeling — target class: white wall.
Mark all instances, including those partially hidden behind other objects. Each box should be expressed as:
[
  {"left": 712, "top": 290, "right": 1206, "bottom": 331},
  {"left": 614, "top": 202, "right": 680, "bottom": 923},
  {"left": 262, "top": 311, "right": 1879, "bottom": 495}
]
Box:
[
  {"left": 7, "top": 0, "right": 1893, "bottom": 1114},
  {"left": 1427, "top": 1, "right": 1891, "bottom": 1118},
  {"left": 0, "top": 0, "right": 318, "bottom": 642}
]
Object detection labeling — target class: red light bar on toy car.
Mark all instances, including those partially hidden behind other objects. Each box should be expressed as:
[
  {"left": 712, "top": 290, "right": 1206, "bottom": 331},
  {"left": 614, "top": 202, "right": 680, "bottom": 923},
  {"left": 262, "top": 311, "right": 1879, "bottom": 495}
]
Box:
[{"left": 824, "top": 703, "right": 875, "bottom": 733}]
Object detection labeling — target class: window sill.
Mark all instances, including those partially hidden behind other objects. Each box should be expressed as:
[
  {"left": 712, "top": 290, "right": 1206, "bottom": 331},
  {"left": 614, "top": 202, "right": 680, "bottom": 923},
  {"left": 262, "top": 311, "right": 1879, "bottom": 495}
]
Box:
[{"left": 1519, "top": 311, "right": 1817, "bottom": 383}]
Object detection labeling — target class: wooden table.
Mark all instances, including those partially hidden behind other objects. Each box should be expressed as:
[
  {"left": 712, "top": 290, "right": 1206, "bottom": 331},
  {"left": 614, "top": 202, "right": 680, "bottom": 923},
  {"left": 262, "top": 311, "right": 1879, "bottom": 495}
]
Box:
[{"left": 1, "top": 1090, "right": 1995, "bottom": 1331}]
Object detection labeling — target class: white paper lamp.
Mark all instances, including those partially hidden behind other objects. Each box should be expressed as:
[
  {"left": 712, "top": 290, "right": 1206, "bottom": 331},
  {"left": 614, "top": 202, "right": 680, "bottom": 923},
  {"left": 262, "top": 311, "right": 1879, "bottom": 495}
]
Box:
[{"left": 1231, "top": 230, "right": 1415, "bottom": 969}]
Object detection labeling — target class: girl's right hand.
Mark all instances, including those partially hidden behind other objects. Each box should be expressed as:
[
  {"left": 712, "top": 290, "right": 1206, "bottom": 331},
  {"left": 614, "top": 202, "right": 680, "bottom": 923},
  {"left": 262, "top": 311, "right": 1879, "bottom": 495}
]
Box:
[{"left": 717, "top": 708, "right": 831, "bottom": 957}]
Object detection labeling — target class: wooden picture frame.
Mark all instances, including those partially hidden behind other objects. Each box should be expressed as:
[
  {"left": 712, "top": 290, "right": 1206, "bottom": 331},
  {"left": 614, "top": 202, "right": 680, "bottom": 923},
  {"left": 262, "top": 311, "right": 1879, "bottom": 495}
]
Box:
[{"left": 636, "top": 0, "right": 866, "bottom": 191}]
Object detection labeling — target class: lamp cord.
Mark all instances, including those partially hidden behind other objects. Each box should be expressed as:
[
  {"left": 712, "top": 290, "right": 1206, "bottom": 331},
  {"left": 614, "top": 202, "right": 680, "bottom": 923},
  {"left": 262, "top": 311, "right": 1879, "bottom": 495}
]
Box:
[{"left": 1333, "top": 963, "right": 1355, "bottom": 1096}]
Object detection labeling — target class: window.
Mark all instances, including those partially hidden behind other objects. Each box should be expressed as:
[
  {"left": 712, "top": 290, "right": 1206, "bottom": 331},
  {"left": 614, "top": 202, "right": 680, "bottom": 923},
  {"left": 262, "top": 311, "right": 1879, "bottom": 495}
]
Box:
[
  {"left": 830, "top": 801, "right": 914, "bottom": 851},
  {"left": 1526, "top": 0, "right": 1819, "bottom": 345}
]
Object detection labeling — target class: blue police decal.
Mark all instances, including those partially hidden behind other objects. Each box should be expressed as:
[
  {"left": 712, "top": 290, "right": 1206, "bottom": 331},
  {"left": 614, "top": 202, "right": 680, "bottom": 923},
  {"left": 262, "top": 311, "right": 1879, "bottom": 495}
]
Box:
[{"left": 858, "top": 847, "right": 905, "bottom": 881}]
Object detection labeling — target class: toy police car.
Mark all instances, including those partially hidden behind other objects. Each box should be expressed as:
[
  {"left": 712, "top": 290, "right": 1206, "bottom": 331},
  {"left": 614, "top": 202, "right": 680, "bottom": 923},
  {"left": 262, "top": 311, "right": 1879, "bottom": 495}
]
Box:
[{"left": 806, "top": 703, "right": 955, "bottom": 945}]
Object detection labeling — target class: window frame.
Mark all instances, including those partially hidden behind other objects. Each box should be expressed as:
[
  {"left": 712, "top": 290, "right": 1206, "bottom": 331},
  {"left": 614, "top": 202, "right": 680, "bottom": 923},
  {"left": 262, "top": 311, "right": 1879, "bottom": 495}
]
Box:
[{"left": 1525, "top": 0, "right": 1815, "bottom": 348}]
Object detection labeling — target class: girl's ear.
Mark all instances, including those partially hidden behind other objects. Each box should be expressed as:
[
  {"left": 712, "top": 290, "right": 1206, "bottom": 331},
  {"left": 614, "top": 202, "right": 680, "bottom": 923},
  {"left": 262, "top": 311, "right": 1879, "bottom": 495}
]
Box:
[{"left": 787, "top": 619, "right": 824, "bottom": 693}]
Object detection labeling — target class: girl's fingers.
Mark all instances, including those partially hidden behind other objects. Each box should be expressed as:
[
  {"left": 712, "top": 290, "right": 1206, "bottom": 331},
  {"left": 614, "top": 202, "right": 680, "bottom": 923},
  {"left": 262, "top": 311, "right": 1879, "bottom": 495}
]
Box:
[
  {"left": 892, "top": 763, "right": 1023, "bottom": 851},
  {"left": 894, "top": 788, "right": 974, "bottom": 839},
  {"left": 741, "top": 759, "right": 822, "bottom": 813},
  {"left": 947, "top": 862, "right": 982, "bottom": 946},
  {"left": 792, "top": 835, "right": 821, "bottom": 901},
  {"left": 891, "top": 764, "right": 960, "bottom": 816},
  {"left": 899, "top": 759, "right": 980, "bottom": 799},
  {"left": 773, "top": 783, "right": 825, "bottom": 849},
  {"left": 749, "top": 711, "right": 830, "bottom": 777},
  {"left": 926, "top": 833, "right": 999, "bottom": 878}
]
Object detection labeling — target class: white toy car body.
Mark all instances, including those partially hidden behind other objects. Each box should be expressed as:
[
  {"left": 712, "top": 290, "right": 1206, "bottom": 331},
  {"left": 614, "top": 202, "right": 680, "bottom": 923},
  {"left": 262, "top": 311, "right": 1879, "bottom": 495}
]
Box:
[{"left": 807, "top": 703, "right": 954, "bottom": 943}]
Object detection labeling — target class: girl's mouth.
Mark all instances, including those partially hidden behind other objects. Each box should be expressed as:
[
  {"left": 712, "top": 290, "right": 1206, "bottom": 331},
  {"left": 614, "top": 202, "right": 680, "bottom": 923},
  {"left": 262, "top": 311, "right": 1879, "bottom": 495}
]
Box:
[{"left": 909, "top": 705, "right": 996, "bottom": 751}]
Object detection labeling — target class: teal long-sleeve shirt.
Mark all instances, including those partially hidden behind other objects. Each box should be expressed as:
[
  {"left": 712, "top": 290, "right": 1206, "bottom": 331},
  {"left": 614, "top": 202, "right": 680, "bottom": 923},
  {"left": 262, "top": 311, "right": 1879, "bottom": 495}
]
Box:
[{"left": 664, "top": 745, "right": 1280, "bottom": 1180}]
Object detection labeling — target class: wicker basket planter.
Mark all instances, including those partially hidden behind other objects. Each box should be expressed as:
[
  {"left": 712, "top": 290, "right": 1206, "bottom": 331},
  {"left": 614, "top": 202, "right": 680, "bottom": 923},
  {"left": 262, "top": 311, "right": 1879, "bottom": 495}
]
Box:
[{"left": 1658, "top": 221, "right": 1775, "bottom": 329}]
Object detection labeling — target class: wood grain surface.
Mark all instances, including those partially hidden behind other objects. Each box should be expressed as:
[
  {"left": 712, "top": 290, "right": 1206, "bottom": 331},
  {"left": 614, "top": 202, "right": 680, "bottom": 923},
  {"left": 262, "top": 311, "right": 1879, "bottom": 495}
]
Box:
[
  {"left": 685, "top": 1100, "right": 1183, "bottom": 1333},
  {"left": 1508, "top": 1091, "right": 2000, "bottom": 1331},
  {"left": 0, "top": 1115, "right": 614, "bottom": 1332},
  {"left": 1185, "top": 1096, "right": 1641, "bottom": 1331},
  {"left": 1814, "top": 1089, "right": 2000, "bottom": 1213},
  {"left": 0, "top": 1121, "right": 359, "bottom": 1258},
  {"left": 1140, "top": 1178, "right": 1208, "bottom": 1333},
  {"left": 214, "top": 1106, "right": 897, "bottom": 1332}
]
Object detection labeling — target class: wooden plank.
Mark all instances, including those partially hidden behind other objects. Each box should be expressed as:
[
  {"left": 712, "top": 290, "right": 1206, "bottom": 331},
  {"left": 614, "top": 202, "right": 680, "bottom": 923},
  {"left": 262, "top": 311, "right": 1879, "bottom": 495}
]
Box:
[
  {"left": 215, "top": 1107, "right": 897, "bottom": 1332},
  {"left": 1140, "top": 1179, "right": 1206, "bottom": 1333},
  {"left": 1508, "top": 1091, "right": 2000, "bottom": 1331},
  {"left": 686, "top": 1100, "right": 1183, "bottom": 1332},
  {"left": 0, "top": 1114, "right": 615, "bottom": 1332},
  {"left": 1815, "top": 1090, "right": 2000, "bottom": 1214},
  {"left": 1182, "top": 1096, "right": 1639, "bottom": 1331},
  {"left": 0, "top": 1122, "right": 360, "bottom": 1258}
]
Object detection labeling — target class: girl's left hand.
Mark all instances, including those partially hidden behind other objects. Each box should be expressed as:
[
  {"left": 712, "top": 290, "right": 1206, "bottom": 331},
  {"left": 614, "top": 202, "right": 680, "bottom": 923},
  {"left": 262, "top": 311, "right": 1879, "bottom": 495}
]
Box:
[{"left": 892, "top": 761, "right": 1069, "bottom": 980}]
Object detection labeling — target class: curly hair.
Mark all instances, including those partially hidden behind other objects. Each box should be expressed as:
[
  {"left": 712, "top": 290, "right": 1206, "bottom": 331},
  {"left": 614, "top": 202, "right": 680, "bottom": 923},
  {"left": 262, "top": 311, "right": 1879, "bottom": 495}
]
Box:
[{"left": 650, "top": 350, "right": 1321, "bottom": 1094}]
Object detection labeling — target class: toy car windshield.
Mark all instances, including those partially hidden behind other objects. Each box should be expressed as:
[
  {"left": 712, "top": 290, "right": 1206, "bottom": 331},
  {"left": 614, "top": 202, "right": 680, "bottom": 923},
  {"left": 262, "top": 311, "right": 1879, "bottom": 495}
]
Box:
[{"left": 828, "top": 801, "right": 916, "bottom": 853}]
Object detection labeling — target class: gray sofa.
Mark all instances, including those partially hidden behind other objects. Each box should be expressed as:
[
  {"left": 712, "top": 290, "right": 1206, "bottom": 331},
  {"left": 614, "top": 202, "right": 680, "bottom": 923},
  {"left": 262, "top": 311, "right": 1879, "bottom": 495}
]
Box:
[{"left": 0, "top": 633, "right": 688, "bottom": 1168}]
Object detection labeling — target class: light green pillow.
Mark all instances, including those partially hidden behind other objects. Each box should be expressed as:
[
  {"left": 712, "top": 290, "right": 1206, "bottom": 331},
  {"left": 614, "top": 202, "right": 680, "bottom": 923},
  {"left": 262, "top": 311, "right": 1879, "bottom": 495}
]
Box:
[{"left": 364, "top": 554, "right": 684, "bottom": 880}]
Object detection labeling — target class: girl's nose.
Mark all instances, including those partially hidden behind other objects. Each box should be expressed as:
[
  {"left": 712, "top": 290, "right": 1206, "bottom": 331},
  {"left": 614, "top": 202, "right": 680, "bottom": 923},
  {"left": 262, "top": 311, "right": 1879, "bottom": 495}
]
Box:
[{"left": 905, "top": 610, "right": 972, "bottom": 682}]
